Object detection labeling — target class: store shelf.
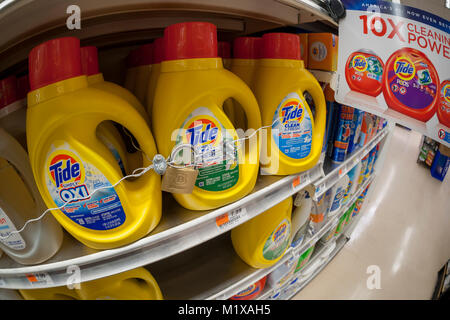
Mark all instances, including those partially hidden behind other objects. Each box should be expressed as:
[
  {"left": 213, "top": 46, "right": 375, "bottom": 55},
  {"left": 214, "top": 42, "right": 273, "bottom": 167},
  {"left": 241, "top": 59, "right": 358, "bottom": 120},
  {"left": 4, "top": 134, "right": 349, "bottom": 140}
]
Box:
[
  {"left": 312, "top": 127, "right": 387, "bottom": 200},
  {"left": 257, "top": 174, "right": 373, "bottom": 300},
  {"left": 0, "top": 164, "right": 322, "bottom": 290},
  {"left": 0, "top": 0, "right": 337, "bottom": 75},
  {"left": 280, "top": 235, "right": 348, "bottom": 300},
  {"left": 0, "top": 128, "right": 384, "bottom": 292},
  {"left": 185, "top": 174, "right": 375, "bottom": 300},
  {"left": 308, "top": 69, "right": 337, "bottom": 90}
]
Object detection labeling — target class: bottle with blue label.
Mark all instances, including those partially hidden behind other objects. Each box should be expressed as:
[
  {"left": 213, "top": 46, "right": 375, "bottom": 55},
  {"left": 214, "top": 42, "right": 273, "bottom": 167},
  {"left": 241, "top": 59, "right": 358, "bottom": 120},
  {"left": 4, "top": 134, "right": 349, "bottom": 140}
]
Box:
[
  {"left": 347, "top": 109, "right": 364, "bottom": 154},
  {"left": 363, "top": 147, "right": 378, "bottom": 182},
  {"left": 341, "top": 161, "right": 363, "bottom": 206},
  {"left": 0, "top": 128, "right": 63, "bottom": 265},
  {"left": 357, "top": 153, "right": 370, "bottom": 188},
  {"left": 26, "top": 37, "right": 161, "bottom": 249},
  {"left": 328, "top": 174, "right": 350, "bottom": 217},
  {"left": 331, "top": 105, "right": 354, "bottom": 164},
  {"left": 430, "top": 144, "right": 449, "bottom": 182},
  {"left": 254, "top": 33, "right": 326, "bottom": 175}
]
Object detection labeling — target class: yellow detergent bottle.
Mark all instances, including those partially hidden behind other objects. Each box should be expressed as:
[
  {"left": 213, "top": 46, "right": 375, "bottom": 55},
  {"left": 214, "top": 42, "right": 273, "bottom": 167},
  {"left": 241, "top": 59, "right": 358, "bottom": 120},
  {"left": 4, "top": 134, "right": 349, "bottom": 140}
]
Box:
[
  {"left": 0, "top": 76, "right": 28, "bottom": 149},
  {"left": 218, "top": 41, "right": 232, "bottom": 70},
  {"left": 0, "top": 128, "right": 63, "bottom": 265},
  {"left": 81, "top": 46, "right": 149, "bottom": 174},
  {"left": 218, "top": 41, "right": 236, "bottom": 125},
  {"left": 230, "top": 37, "right": 263, "bottom": 130},
  {"left": 124, "top": 48, "right": 139, "bottom": 93},
  {"left": 254, "top": 33, "right": 326, "bottom": 175},
  {"left": 153, "top": 22, "right": 261, "bottom": 210},
  {"left": 231, "top": 196, "right": 293, "bottom": 268},
  {"left": 133, "top": 44, "right": 153, "bottom": 105},
  {"left": 26, "top": 37, "right": 161, "bottom": 249},
  {"left": 20, "top": 267, "right": 163, "bottom": 300},
  {"left": 146, "top": 37, "right": 164, "bottom": 120}
]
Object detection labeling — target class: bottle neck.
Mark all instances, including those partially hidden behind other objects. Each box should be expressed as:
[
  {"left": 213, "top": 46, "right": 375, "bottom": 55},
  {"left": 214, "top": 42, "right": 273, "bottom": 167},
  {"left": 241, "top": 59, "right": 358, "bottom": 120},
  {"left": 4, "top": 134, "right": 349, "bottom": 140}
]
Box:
[
  {"left": 231, "top": 58, "right": 259, "bottom": 67},
  {"left": 161, "top": 58, "right": 223, "bottom": 73},
  {"left": 27, "top": 75, "right": 88, "bottom": 107}
]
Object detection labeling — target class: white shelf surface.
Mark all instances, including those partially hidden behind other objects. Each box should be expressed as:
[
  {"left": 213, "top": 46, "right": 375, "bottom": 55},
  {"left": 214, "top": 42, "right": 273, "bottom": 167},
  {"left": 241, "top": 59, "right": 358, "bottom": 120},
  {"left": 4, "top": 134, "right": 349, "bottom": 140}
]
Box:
[
  {"left": 0, "top": 164, "right": 322, "bottom": 289},
  {"left": 200, "top": 174, "right": 375, "bottom": 300},
  {"left": 0, "top": 127, "right": 386, "bottom": 291}
]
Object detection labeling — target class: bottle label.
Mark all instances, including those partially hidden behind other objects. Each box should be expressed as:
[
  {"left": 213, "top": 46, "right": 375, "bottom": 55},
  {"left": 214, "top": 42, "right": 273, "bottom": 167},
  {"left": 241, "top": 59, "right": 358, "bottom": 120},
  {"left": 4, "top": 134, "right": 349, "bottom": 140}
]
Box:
[
  {"left": 349, "top": 54, "right": 383, "bottom": 82},
  {"left": 231, "top": 283, "right": 261, "bottom": 300},
  {"left": 295, "top": 246, "right": 314, "bottom": 273},
  {"left": 330, "top": 185, "right": 346, "bottom": 212},
  {"left": 175, "top": 107, "right": 239, "bottom": 192},
  {"left": 388, "top": 56, "right": 437, "bottom": 110},
  {"left": 0, "top": 208, "right": 26, "bottom": 250},
  {"left": 272, "top": 92, "right": 313, "bottom": 160},
  {"left": 310, "top": 41, "right": 327, "bottom": 62},
  {"left": 263, "top": 219, "right": 291, "bottom": 261},
  {"left": 45, "top": 144, "right": 126, "bottom": 231}
]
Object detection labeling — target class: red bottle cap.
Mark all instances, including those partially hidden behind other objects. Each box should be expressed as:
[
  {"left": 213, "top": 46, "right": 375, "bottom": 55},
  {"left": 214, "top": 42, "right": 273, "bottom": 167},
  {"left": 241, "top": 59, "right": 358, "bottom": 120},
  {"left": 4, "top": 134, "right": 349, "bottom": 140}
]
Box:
[
  {"left": 0, "top": 76, "right": 18, "bottom": 109},
  {"left": 28, "top": 37, "right": 82, "bottom": 91},
  {"left": 233, "top": 37, "right": 262, "bottom": 59},
  {"left": 218, "top": 42, "right": 231, "bottom": 59},
  {"left": 153, "top": 38, "right": 165, "bottom": 64},
  {"left": 164, "top": 22, "right": 217, "bottom": 61},
  {"left": 17, "top": 75, "right": 30, "bottom": 100},
  {"left": 136, "top": 43, "right": 153, "bottom": 66},
  {"left": 80, "top": 46, "right": 100, "bottom": 76},
  {"left": 262, "top": 33, "right": 301, "bottom": 60}
]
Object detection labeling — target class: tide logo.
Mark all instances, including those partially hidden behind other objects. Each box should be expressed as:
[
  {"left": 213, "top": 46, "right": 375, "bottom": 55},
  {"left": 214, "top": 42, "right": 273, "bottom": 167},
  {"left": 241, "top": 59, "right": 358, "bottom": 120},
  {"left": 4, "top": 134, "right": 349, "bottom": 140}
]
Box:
[
  {"left": 442, "top": 84, "right": 450, "bottom": 103},
  {"left": 185, "top": 118, "right": 220, "bottom": 147},
  {"left": 352, "top": 55, "right": 368, "bottom": 72},
  {"left": 281, "top": 99, "right": 304, "bottom": 124},
  {"left": 48, "top": 151, "right": 89, "bottom": 203},
  {"left": 272, "top": 222, "right": 288, "bottom": 243},
  {"left": 394, "top": 57, "right": 415, "bottom": 81}
]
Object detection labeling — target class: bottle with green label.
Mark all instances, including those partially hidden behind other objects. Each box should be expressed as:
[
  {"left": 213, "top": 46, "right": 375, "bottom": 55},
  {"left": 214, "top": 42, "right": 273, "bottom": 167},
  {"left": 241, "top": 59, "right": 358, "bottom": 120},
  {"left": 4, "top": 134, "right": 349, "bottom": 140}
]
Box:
[
  {"left": 152, "top": 22, "right": 261, "bottom": 210},
  {"left": 231, "top": 196, "right": 293, "bottom": 268}
]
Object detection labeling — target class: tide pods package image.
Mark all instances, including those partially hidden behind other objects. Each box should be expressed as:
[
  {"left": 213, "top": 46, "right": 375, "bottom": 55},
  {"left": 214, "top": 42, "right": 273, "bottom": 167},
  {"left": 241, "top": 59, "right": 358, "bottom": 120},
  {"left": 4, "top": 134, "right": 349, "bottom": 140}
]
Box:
[{"left": 308, "top": 33, "right": 338, "bottom": 71}]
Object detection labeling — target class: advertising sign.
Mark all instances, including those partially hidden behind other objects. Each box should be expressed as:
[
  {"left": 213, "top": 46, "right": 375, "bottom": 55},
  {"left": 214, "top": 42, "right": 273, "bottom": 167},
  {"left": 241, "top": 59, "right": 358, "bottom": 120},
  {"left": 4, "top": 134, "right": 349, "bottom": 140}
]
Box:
[{"left": 335, "top": 0, "right": 450, "bottom": 146}]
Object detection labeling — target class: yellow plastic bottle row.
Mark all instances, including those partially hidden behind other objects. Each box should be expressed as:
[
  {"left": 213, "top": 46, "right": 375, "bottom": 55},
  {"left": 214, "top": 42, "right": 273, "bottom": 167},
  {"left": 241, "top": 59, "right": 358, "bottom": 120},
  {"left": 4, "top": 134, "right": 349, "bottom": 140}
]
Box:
[{"left": 19, "top": 268, "right": 163, "bottom": 300}]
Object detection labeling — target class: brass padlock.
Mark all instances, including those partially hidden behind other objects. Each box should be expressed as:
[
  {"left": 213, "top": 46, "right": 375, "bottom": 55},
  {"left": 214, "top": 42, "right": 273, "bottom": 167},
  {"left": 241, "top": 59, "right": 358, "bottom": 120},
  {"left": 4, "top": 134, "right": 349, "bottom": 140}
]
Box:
[{"left": 161, "top": 166, "right": 199, "bottom": 194}]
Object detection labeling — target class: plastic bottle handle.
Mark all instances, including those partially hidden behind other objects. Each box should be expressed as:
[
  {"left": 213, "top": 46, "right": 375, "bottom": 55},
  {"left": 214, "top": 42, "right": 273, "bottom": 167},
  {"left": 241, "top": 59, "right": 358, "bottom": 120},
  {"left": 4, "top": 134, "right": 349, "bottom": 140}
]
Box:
[
  {"left": 298, "top": 70, "right": 327, "bottom": 158},
  {"left": 0, "top": 128, "right": 44, "bottom": 212},
  {"left": 99, "top": 106, "right": 159, "bottom": 186},
  {"left": 221, "top": 75, "right": 262, "bottom": 132}
]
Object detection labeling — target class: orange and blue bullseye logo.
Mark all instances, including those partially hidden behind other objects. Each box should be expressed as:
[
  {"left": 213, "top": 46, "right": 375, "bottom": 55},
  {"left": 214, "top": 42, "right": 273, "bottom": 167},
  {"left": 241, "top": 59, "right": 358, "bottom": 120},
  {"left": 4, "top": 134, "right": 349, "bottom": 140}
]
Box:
[
  {"left": 443, "top": 84, "right": 450, "bottom": 103},
  {"left": 280, "top": 99, "right": 304, "bottom": 126},
  {"left": 352, "top": 55, "right": 368, "bottom": 72},
  {"left": 185, "top": 119, "right": 219, "bottom": 147},
  {"left": 48, "top": 152, "right": 89, "bottom": 203},
  {"left": 272, "top": 222, "right": 288, "bottom": 243},
  {"left": 394, "top": 57, "right": 415, "bottom": 81}
]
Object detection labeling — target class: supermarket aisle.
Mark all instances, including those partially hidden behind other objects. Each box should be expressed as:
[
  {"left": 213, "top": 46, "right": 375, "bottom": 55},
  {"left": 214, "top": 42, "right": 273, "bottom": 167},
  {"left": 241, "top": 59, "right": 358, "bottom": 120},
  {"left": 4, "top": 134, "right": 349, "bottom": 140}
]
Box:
[{"left": 293, "top": 125, "right": 450, "bottom": 300}]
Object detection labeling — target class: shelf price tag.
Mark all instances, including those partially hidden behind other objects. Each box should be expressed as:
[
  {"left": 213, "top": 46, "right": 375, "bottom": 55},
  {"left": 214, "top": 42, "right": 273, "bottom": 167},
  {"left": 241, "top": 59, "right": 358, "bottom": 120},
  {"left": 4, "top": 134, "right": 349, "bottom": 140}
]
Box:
[
  {"left": 0, "top": 277, "right": 5, "bottom": 288},
  {"left": 25, "top": 272, "right": 54, "bottom": 286},
  {"left": 291, "top": 176, "right": 301, "bottom": 190},
  {"left": 315, "top": 182, "right": 326, "bottom": 196},
  {"left": 215, "top": 207, "right": 248, "bottom": 232}
]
